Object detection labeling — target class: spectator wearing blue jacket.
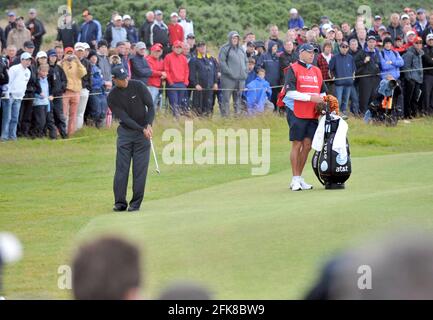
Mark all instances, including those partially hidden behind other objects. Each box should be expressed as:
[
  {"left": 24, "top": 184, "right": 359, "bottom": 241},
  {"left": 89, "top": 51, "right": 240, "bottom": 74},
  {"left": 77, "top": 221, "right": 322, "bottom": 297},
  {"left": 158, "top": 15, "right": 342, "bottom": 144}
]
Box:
[
  {"left": 79, "top": 10, "right": 102, "bottom": 49},
  {"left": 245, "top": 68, "right": 272, "bottom": 115},
  {"left": 87, "top": 51, "right": 107, "bottom": 128},
  {"left": 256, "top": 41, "right": 280, "bottom": 110},
  {"left": 288, "top": 8, "right": 304, "bottom": 30},
  {"left": 329, "top": 41, "right": 356, "bottom": 117},
  {"left": 379, "top": 37, "right": 404, "bottom": 80},
  {"left": 123, "top": 15, "right": 138, "bottom": 44}
]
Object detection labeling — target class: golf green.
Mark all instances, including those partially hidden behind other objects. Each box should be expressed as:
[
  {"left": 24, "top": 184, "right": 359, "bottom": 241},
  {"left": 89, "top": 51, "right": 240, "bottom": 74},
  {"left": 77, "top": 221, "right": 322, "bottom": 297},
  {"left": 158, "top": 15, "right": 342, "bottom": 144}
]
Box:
[{"left": 79, "top": 151, "right": 433, "bottom": 299}]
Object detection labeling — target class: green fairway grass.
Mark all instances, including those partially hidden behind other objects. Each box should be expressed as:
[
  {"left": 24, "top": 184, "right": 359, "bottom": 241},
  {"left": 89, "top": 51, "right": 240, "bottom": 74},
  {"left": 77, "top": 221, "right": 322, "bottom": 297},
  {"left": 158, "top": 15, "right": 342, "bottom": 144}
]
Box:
[{"left": 1, "top": 114, "right": 433, "bottom": 299}]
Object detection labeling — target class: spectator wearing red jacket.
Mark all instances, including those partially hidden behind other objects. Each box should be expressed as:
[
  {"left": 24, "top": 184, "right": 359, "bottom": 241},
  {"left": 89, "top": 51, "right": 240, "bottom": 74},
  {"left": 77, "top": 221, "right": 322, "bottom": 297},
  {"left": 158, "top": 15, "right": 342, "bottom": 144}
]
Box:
[
  {"left": 146, "top": 43, "right": 166, "bottom": 111},
  {"left": 164, "top": 40, "right": 189, "bottom": 117},
  {"left": 168, "top": 12, "right": 184, "bottom": 48}
]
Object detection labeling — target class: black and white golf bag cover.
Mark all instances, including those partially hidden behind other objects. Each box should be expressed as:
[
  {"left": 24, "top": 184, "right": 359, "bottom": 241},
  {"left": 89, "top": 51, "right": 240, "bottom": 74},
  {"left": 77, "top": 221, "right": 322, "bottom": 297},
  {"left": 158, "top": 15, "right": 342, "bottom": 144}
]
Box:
[{"left": 312, "top": 115, "right": 352, "bottom": 189}]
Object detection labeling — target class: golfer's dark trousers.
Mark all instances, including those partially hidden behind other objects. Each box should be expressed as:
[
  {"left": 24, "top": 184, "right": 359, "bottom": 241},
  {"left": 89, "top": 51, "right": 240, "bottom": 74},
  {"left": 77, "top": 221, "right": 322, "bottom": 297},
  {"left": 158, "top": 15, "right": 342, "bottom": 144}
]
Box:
[{"left": 114, "top": 125, "right": 151, "bottom": 209}]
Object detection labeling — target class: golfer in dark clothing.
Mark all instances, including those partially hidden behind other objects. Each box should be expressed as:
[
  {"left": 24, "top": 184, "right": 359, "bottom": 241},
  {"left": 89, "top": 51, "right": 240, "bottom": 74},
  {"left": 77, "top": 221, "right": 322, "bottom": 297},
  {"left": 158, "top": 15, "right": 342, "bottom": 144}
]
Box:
[{"left": 107, "top": 66, "right": 155, "bottom": 212}]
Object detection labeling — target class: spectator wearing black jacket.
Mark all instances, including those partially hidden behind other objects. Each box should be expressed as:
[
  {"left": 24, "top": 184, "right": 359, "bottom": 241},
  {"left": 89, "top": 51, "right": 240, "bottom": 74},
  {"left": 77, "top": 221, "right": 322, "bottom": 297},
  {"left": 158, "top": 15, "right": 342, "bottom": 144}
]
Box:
[
  {"left": 422, "top": 13, "right": 433, "bottom": 44},
  {"left": 150, "top": 11, "right": 169, "bottom": 56},
  {"left": 189, "top": 41, "right": 218, "bottom": 116},
  {"left": 422, "top": 34, "right": 433, "bottom": 115},
  {"left": 0, "top": 27, "right": 5, "bottom": 53},
  {"left": 18, "top": 54, "right": 41, "bottom": 137},
  {"left": 387, "top": 13, "right": 404, "bottom": 42},
  {"left": 47, "top": 49, "right": 68, "bottom": 138},
  {"left": 25, "top": 9, "right": 46, "bottom": 56},
  {"left": 123, "top": 15, "right": 138, "bottom": 44},
  {"left": 0, "top": 48, "right": 9, "bottom": 128},
  {"left": 56, "top": 13, "right": 80, "bottom": 49},
  {"left": 140, "top": 11, "right": 155, "bottom": 48},
  {"left": 279, "top": 40, "right": 298, "bottom": 84},
  {"left": 4, "top": 12, "right": 17, "bottom": 41},
  {"left": 130, "top": 42, "right": 152, "bottom": 85},
  {"left": 355, "top": 36, "right": 381, "bottom": 115}
]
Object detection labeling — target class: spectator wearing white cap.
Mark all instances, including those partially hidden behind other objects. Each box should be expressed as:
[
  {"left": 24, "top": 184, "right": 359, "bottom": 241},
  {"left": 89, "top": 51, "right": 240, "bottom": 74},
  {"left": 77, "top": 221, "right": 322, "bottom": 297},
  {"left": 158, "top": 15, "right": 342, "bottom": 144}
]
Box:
[
  {"left": 288, "top": 8, "right": 304, "bottom": 30},
  {"left": 105, "top": 15, "right": 127, "bottom": 48},
  {"left": 178, "top": 7, "right": 194, "bottom": 42},
  {"left": 25, "top": 8, "right": 46, "bottom": 56},
  {"left": 1, "top": 52, "right": 31, "bottom": 141},
  {"left": 123, "top": 15, "right": 138, "bottom": 44},
  {"left": 168, "top": 12, "right": 184, "bottom": 48},
  {"left": 400, "top": 14, "right": 411, "bottom": 28}
]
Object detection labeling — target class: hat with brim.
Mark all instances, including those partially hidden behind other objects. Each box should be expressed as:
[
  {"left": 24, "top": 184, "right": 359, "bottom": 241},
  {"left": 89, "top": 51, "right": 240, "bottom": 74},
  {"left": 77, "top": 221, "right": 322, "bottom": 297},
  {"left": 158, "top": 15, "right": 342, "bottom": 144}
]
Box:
[
  {"left": 136, "top": 42, "right": 147, "bottom": 50},
  {"left": 299, "top": 43, "right": 318, "bottom": 53},
  {"left": 20, "top": 52, "right": 32, "bottom": 60},
  {"left": 427, "top": 34, "right": 433, "bottom": 41},
  {"left": 150, "top": 43, "right": 163, "bottom": 51},
  {"left": 112, "top": 65, "right": 128, "bottom": 80},
  {"left": 173, "top": 40, "right": 183, "bottom": 48}
]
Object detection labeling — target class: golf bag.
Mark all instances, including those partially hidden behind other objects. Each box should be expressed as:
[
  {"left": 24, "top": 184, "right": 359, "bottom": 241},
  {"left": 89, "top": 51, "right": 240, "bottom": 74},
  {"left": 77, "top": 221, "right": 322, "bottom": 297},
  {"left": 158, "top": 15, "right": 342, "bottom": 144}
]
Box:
[
  {"left": 367, "top": 79, "right": 402, "bottom": 127},
  {"left": 312, "top": 105, "right": 352, "bottom": 190}
]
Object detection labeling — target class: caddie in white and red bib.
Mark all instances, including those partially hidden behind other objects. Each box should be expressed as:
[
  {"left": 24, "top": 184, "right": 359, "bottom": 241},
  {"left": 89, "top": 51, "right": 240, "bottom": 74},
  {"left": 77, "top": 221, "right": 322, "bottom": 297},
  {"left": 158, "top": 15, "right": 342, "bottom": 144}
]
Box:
[{"left": 283, "top": 43, "right": 327, "bottom": 191}]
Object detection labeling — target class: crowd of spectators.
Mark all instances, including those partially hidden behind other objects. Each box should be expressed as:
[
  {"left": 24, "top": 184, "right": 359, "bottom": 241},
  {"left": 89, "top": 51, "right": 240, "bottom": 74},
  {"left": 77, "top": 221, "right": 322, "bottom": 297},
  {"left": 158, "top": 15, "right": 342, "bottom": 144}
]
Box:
[{"left": 1, "top": 6, "right": 433, "bottom": 140}]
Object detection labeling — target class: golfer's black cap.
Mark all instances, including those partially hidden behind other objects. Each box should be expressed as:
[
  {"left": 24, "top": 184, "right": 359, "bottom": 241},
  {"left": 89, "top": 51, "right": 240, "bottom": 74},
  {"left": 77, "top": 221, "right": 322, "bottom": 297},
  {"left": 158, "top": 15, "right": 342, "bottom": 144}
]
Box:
[
  {"left": 299, "top": 43, "right": 318, "bottom": 53},
  {"left": 111, "top": 66, "right": 128, "bottom": 80}
]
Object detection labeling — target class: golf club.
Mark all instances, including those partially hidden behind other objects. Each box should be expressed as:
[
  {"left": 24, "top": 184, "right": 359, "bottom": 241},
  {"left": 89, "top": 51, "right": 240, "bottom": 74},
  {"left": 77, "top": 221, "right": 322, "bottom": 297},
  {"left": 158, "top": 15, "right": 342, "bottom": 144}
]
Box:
[{"left": 150, "top": 138, "right": 160, "bottom": 174}]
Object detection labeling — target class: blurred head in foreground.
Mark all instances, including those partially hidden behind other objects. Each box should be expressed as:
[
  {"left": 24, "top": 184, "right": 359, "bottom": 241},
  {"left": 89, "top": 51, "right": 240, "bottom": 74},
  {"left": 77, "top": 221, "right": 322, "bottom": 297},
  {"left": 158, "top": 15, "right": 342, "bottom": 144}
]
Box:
[
  {"left": 72, "top": 236, "right": 142, "bottom": 300},
  {"left": 306, "top": 231, "right": 433, "bottom": 300}
]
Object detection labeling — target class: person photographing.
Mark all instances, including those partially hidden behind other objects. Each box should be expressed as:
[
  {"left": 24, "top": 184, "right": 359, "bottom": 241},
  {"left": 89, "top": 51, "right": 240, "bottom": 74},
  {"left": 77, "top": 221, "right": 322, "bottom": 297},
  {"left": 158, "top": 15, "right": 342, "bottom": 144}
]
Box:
[
  {"left": 107, "top": 66, "right": 155, "bottom": 212},
  {"left": 283, "top": 43, "right": 327, "bottom": 191}
]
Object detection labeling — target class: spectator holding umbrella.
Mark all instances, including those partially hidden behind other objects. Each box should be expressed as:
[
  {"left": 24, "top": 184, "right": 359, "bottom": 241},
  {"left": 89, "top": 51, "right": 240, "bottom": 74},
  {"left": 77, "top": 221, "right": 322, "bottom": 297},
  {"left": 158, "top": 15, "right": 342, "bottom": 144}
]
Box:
[
  {"left": 25, "top": 9, "right": 46, "bottom": 56},
  {"left": 288, "top": 8, "right": 304, "bottom": 30}
]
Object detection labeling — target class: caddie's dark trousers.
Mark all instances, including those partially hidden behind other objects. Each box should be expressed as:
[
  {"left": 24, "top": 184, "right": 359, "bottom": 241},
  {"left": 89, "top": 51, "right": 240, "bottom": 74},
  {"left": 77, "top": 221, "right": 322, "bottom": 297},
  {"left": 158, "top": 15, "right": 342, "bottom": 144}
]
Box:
[{"left": 113, "top": 126, "right": 151, "bottom": 210}]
